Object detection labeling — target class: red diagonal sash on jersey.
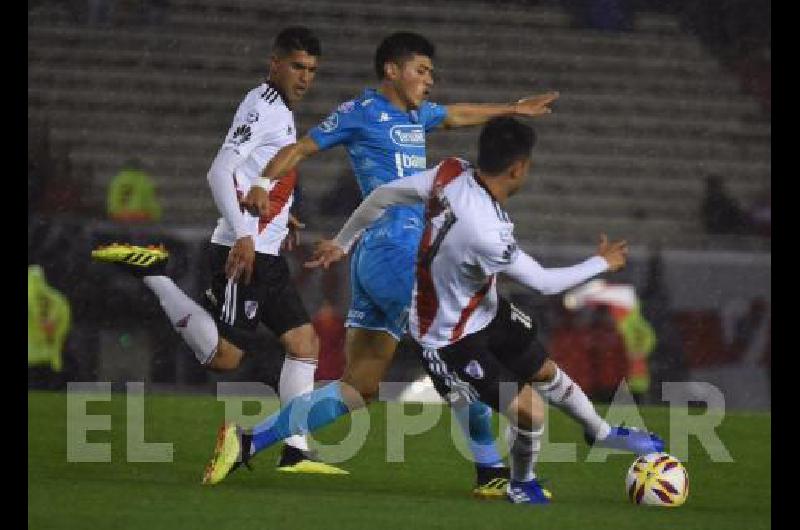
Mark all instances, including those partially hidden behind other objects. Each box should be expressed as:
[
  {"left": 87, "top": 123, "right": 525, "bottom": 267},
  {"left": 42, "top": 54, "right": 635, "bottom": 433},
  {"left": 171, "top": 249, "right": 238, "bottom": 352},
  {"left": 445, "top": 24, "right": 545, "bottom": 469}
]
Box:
[
  {"left": 416, "top": 158, "right": 464, "bottom": 338},
  {"left": 258, "top": 168, "right": 297, "bottom": 234},
  {"left": 450, "top": 276, "right": 494, "bottom": 342}
]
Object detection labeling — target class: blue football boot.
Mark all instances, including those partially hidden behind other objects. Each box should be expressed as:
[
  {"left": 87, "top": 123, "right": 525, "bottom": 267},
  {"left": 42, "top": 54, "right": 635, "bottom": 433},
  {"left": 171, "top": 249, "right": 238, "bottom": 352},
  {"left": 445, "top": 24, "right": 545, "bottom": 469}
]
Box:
[
  {"left": 507, "top": 478, "right": 552, "bottom": 505},
  {"left": 586, "top": 424, "right": 665, "bottom": 455}
]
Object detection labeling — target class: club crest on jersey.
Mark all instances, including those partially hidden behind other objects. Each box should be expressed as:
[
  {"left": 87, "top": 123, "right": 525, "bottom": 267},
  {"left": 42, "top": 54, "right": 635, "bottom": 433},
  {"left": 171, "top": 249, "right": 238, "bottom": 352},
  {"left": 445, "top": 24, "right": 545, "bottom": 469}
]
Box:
[
  {"left": 465, "top": 360, "right": 485, "bottom": 380},
  {"left": 319, "top": 112, "right": 339, "bottom": 133},
  {"left": 390, "top": 125, "right": 425, "bottom": 147},
  {"left": 244, "top": 301, "right": 259, "bottom": 320},
  {"left": 246, "top": 111, "right": 259, "bottom": 123}
]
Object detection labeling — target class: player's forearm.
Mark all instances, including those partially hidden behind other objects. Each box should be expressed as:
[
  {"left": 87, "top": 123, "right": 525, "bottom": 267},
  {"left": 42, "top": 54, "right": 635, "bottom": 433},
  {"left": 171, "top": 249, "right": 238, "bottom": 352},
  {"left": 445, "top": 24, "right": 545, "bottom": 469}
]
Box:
[
  {"left": 505, "top": 251, "right": 608, "bottom": 296},
  {"left": 333, "top": 185, "right": 424, "bottom": 253},
  {"left": 207, "top": 148, "right": 252, "bottom": 240},
  {"left": 443, "top": 103, "right": 519, "bottom": 128},
  {"left": 255, "top": 136, "right": 319, "bottom": 189}
]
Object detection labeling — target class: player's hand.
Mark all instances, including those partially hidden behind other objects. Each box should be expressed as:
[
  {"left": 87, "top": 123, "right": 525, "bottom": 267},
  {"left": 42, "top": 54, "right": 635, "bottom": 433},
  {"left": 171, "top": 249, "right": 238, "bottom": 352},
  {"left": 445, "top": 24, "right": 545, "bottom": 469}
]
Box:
[
  {"left": 241, "top": 186, "right": 270, "bottom": 217},
  {"left": 597, "top": 233, "right": 628, "bottom": 272},
  {"left": 304, "top": 239, "right": 345, "bottom": 269},
  {"left": 282, "top": 213, "right": 306, "bottom": 252},
  {"left": 514, "top": 91, "right": 560, "bottom": 117},
  {"left": 226, "top": 236, "right": 255, "bottom": 284}
]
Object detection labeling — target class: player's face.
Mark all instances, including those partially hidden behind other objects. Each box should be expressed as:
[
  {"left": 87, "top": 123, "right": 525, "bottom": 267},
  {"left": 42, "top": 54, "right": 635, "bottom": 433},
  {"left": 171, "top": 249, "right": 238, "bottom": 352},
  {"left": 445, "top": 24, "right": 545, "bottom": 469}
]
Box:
[
  {"left": 270, "top": 50, "right": 319, "bottom": 106},
  {"left": 393, "top": 54, "right": 434, "bottom": 110}
]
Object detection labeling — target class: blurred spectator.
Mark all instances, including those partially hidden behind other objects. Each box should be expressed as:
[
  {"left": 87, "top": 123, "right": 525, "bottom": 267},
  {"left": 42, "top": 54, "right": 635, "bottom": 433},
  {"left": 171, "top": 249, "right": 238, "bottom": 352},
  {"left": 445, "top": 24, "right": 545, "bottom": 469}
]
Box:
[
  {"left": 587, "top": 306, "right": 628, "bottom": 401},
  {"left": 107, "top": 159, "right": 162, "bottom": 223},
  {"left": 728, "top": 297, "right": 770, "bottom": 366},
  {"left": 312, "top": 299, "right": 346, "bottom": 382},
  {"left": 564, "top": 279, "right": 655, "bottom": 401},
  {"left": 700, "top": 174, "right": 753, "bottom": 235},
  {"left": 29, "top": 123, "right": 86, "bottom": 217},
  {"left": 28, "top": 265, "right": 71, "bottom": 373},
  {"left": 38, "top": 140, "right": 86, "bottom": 215},
  {"left": 640, "top": 247, "right": 688, "bottom": 397},
  {"left": 548, "top": 303, "right": 596, "bottom": 394}
]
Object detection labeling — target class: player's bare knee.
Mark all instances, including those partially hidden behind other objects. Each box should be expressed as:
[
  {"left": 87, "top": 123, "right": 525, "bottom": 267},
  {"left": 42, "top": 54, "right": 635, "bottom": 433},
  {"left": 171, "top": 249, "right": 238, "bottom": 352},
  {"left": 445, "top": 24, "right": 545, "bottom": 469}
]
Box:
[
  {"left": 531, "top": 358, "right": 558, "bottom": 383},
  {"left": 281, "top": 325, "right": 319, "bottom": 362},
  {"left": 208, "top": 340, "right": 243, "bottom": 371}
]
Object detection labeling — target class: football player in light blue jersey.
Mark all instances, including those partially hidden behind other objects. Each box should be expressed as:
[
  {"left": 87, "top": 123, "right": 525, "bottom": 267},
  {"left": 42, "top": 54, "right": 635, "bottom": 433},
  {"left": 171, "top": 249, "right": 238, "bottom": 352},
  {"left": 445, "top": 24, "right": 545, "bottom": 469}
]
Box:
[{"left": 207, "top": 32, "right": 558, "bottom": 496}]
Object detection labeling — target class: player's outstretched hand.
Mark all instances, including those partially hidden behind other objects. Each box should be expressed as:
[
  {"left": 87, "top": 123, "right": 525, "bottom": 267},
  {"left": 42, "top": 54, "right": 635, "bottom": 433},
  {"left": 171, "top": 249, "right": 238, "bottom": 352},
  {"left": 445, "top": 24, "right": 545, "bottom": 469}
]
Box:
[
  {"left": 241, "top": 186, "right": 271, "bottom": 217},
  {"left": 304, "top": 239, "right": 345, "bottom": 269},
  {"left": 226, "top": 236, "right": 255, "bottom": 284},
  {"left": 282, "top": 214, "right": 306, "bottom": 252},
  {"left": 597, "top": 233, "right": 628, "bottom": 272},
  {"left": 515, "top": 91, "right": 560, "bottom": 117}
]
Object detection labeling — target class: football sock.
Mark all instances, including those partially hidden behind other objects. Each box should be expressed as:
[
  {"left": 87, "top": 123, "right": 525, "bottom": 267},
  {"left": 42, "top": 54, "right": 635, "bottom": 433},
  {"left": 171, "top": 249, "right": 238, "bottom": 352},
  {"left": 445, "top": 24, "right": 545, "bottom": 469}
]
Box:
[
  {"left": 534, "top": 367, "right": 611, "bottom": 441},
  {"left": 251, "top": 381, "right": 349, "bottom": 454},
  {"left": 142, "top": 276, "right": 218, "bottom": 365},
  {"left": 506, "top": 424, "right": 543, "bottom": 482},
  {"left": 279, "top": 357, "right": 318, "bottom": 453},
  {"left": 452, "top": 401, "right": 504, "bottom": 467}
]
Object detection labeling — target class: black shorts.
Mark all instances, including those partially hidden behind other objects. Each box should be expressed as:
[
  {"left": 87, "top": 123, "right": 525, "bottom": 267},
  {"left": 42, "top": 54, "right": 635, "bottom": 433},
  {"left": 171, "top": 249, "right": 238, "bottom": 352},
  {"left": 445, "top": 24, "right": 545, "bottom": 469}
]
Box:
[
  {"left": 412, "top": 298, "right": 549, "bottom": 411},
  {"left": 202, "top": 243, "right": 311, "bottom": 342}
]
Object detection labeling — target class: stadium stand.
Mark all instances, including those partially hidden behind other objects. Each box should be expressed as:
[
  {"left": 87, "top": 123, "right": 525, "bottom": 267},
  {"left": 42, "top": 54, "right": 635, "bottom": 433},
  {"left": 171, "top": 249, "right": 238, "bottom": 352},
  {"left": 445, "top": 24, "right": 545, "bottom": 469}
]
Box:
[{"left": 28, "top": 0, "right": 770, "bottom": 250}]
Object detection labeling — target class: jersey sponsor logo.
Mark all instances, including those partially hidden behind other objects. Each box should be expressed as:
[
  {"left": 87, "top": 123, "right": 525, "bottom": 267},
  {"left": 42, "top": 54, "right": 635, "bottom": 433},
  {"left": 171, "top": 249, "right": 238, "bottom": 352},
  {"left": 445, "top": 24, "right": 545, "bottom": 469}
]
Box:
[
  {"left": 246, "top": 110, "right": 259, "bottom": 123},
  {"left": 390, "top": 125, "right": 425, "bottom": 146},
  {"left": 465, "top": 360, "right": 485, "bottom": 380},
  {"left": 244, "top": 300, "right": 259, "bottom": 320},
  {"left": 347, "top": 309, "right": 365, "bottom": 320},
  {"left": 400, "top": 153, "right": 426, "bottom": 170},
  {"left": 231, "top": 124, "right": 252, "bottom": 145},
  {"left": 338, "top": 100, "right": 356, "bottom": 113},
  {"left": 319, "top": 112, "right": 339, "bottom": 133}
]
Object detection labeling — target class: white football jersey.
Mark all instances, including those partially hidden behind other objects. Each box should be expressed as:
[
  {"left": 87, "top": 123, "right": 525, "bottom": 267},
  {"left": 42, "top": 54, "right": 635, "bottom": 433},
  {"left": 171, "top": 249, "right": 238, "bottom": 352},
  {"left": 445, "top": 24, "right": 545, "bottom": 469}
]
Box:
[
  {"left": 210, "top": 82, "right": 298, "bottom": 255},
  {"left": 405, "top": 158, "right": 519, "bottom": 349}
]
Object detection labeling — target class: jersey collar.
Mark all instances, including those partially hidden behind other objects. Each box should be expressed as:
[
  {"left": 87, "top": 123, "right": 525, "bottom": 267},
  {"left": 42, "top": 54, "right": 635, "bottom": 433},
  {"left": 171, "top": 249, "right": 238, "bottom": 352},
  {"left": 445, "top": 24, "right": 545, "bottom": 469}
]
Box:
[
  {"left": 473, "top": 167, "right": 502, "bottom": 204},
  {"left": 366, "top": 88, "right": 422, "bottom": 123},
  {"left": 265, "top": 80, "right": 290, "bottom": 109}
]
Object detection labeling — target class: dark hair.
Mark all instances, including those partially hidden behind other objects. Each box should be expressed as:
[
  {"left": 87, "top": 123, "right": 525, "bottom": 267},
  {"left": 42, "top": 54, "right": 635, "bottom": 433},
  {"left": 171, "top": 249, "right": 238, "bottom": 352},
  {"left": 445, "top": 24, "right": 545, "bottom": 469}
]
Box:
[
  {"left": 273, "top": 26, "right": 321, "bottom": 57},
  {"left": 374, "top": 32, "right": 435, "bottom": 79},
  {"left": 477, "top": 117, "right": 536, "bottom": 174}
]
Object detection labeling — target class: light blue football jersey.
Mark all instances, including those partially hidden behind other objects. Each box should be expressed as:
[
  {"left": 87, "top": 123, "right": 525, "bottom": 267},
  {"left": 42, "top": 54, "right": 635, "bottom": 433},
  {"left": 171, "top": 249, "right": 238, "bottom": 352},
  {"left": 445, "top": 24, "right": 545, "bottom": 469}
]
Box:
[{"left": 308, "top": 88, "right": 447, "bottom": 249}]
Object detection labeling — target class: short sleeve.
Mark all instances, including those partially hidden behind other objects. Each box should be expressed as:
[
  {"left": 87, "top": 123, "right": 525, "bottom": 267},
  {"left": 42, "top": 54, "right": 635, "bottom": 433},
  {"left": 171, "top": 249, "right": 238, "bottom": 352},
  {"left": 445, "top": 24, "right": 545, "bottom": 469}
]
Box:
[
  {"left": 419, "top": 101, "right": 448, "bottom": 131},
  {"left": 222, "top": 99, "right": 284, "bottom": 159},
  {"left": 308, "top": 100, "right": 362, "bottom": 151},
  {"left": 472, "top": 226, "right": 520, "bottom": 276}
]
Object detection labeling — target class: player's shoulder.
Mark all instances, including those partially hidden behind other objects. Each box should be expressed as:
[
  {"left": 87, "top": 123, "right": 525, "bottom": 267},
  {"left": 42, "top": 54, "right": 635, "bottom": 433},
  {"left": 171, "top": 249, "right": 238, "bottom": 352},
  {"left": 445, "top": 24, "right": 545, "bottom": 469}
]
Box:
[
  {"left": 432, "top": 157, "right": 471, "bottom": 185},
  {"left": 246, "top": 84, "right": 291, "bottom": 116}
]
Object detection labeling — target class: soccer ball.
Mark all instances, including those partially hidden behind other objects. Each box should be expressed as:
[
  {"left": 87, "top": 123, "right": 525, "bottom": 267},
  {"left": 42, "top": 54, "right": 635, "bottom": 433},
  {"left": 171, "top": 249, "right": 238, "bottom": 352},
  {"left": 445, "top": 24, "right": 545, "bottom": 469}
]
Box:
[{"left": 625, "top": 452, "right": 689, "bottom": 507}]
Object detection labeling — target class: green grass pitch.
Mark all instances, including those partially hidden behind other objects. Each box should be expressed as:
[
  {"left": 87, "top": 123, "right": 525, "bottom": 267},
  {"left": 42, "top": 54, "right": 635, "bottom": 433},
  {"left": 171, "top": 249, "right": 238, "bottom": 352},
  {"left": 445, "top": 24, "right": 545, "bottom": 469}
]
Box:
[{"left": 29, "top": 390, "right": 770, "bottom": 529}]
